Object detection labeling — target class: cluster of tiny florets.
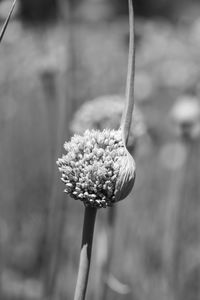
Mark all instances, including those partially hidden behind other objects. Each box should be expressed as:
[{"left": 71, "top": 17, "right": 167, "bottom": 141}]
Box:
[
  {"left": 57, "top": 129, "right": 127, "bottom": 208},
  {"left": 70, "top": 95, "right": 146, "bottom": 150}
]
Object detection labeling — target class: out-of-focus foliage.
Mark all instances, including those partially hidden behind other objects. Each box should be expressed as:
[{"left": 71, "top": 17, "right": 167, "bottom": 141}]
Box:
[{"left": 136, "top": 20, "right": 200, "bottom": 94}]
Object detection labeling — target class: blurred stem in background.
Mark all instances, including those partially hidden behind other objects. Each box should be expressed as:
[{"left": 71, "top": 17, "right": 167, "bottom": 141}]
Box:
[
  {"left": 40, "top": 63, "right": 59, "bottom": 160},
  {"left": 59, "top": 0, "right": 80, "bottom": 113},
  {"left": 39, "top": 59, "right": 65, "bottom": 300},
  {"left": 42, "top": 68, "right": 74, "bottom": 300},
  {"left": 162, "top": 139, "right": 190, "bottom": 300},
  {"left": 167, "top": 137, "right": 200, "bottom": 300},
  {"left": 163, "top": 98, "right": 200, "bottom": 299},
  {"left": 0, "top": 1, "right": 17, "bottom": 297},
  {"left": 177, "top": 137, "right": 200, "bottom": 300},
  {"left": 39, "top": 1, "right": 80, "bottom": 298}
]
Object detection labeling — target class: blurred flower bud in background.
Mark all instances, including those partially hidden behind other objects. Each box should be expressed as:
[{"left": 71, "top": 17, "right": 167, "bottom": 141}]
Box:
[
  {"left": 70, "top": 95, "right": 146, "bottom": 153},
  {"left": 171, "top": 95, "right": 200, "bottom": 139}
]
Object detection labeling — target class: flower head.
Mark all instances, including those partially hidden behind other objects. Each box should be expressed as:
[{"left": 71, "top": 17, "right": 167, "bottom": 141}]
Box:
[{"left": 57, "top": 129, "right": 135, "bottom": 208}]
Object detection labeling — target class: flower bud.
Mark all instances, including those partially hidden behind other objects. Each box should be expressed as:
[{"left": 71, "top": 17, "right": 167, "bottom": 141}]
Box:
[{"left": 115, "top": 150, "right": 136, "bottom": 202}]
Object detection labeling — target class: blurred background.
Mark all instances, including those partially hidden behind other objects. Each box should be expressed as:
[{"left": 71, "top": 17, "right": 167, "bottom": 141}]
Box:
[{"left": 0, "top": 0, "right": 200, "bottom": 299}]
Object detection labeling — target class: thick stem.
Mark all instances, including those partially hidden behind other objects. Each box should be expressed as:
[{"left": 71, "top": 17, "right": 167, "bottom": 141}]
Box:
[
  {"left": 74, "top": 207, "right": 97, "bottom": 300},
  {"left": 120, "top": 0, "right": 135, "bottom": 146}
]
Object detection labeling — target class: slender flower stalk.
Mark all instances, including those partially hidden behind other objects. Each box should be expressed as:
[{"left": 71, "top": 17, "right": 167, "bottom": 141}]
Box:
[
  {"left": 0, "top": 0, "right": 16, "bottom": 43},
  {"left": 57, "top": 1, "right": 136, "bottom": 299},
  {"left": 97, "top": 207, "right": 116, "bottom": 300},
  {"left": 121, "top": 0, "right": 135, "bottom": 146}
]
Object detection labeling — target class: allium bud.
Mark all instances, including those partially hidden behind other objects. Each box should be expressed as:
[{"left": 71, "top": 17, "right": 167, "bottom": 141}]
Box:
[{"left": 57, "top": 129, "right": 136, "bottom": 208}]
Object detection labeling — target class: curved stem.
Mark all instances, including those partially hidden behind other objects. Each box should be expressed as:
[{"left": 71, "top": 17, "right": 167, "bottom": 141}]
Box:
[
  {"left": 0, "top": 0, "right": 16, "bottom": 43},
  {"left": 120, "top": 0, "right": 135, "bottom": 146},
  {"left": 74, "top": 207, "right": 97, "bottom": 300}
]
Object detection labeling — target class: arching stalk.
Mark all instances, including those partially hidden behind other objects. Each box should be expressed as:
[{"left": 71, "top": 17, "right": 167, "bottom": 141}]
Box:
[
  {"left": 120, "top": 0, "right": 135, "bottom": 146},
  {"left": 96, "top": 2, "right": 135, "bottom": 300}
]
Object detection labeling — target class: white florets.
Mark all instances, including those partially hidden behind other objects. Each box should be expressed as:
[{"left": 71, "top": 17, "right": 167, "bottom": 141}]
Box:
[{"left": 57, "top": 129, "right": 128, "bottom": 208}]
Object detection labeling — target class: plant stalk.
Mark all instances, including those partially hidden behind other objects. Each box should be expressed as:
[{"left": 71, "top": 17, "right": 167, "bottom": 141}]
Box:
[
  {"left": 121, "top": 0, "right": 135, "bottom": 146},
  {"left": 74, "top": 207, "right": 97, "bottom": 300},
  {"left": 98, "top": 207, "right": 116, "bottom": 300}
]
